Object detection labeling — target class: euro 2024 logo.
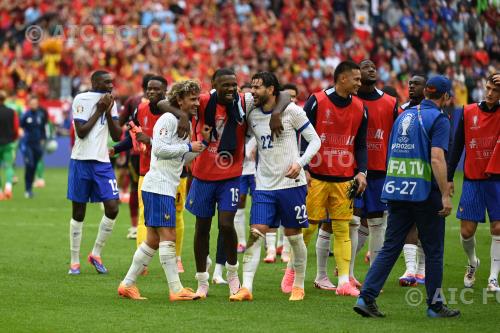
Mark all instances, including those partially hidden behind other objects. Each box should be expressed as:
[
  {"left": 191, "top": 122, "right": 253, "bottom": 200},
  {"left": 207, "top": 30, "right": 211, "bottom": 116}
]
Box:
[{"left": 397, "top": 113, "right": 415, "bottom": 143}]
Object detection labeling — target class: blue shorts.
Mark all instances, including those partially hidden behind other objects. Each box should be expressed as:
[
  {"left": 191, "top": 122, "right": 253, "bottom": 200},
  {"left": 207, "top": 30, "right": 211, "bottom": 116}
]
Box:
[
  {"left": 186, "top": 177, "right": 241, "bottom": 218},
  {"left": 457, "top": 179, "right": 500, "bottom": 223},
  {"left": 240, "top": 174, "right": 256, "bottom": 196},
  {"left": 67, "top": 159, "right": 119, "bottom": 203},
  {"left": 142, "top": 191, "right": 176, "bottom": 228},
  {"left": 250, "top": 186, "right": 309, "bottom": 229},
  {"left": 354, "top": 176, "right": 387, "bottom": 217}
]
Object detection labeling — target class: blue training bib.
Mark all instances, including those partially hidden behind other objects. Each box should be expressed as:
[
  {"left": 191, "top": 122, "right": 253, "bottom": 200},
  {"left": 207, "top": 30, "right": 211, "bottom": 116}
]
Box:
[{"left": 382, "top": 105, "right": 438, "bottom": 202}]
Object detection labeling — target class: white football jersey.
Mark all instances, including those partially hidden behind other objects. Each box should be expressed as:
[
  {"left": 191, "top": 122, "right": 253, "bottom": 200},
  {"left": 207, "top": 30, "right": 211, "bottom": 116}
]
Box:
[
  {"left": 247, "top": 102, "right": 320, "bottom": 191},
  {"left": 141, "top": 113, "right": 200, "bottom": 197},
  {"left": 71, "top": 92, "right": 118, "bottom": 162},
  {"left": 242, "top": 136, "right": 256, "bottom": 175}
]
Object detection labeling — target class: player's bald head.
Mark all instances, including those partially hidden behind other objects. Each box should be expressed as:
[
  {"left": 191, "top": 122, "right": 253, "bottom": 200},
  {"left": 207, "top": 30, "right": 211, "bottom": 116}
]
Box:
[{"left": 359, "top": 59, "right": 375, "bottom": 67}]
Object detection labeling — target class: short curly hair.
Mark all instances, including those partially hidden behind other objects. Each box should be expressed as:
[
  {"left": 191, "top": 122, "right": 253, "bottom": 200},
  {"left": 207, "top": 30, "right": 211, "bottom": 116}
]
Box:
[{"left": 167, "top": 80, "right": 201, "bottom": 108}]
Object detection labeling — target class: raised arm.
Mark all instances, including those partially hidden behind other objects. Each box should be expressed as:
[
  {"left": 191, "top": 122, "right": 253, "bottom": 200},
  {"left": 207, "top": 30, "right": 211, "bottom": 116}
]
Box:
[
  {"left": 300, "top": 95, "right": 318, "bottom": 158},
  {"left": 105, "top": 101, "right": 122, "bottom": 142},
  {"left": 73, "top": 94, "right": 111, "bottom": 139},
  {"left": 270, "top": 90, "right": 291, "bottom": 139},
  {"left": 157, "top": 99, "right": 190, "bottom": 139},
  {"left": 297, "top": 125, "right": 321, "bottom": 167}
]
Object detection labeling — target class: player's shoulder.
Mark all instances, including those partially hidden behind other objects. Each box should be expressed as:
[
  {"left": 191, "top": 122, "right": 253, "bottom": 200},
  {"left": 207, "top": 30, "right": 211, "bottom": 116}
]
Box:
[
  {"left": 284, "top": 102, "right": 305, "bottom": 115},
  {"left": 400, "top": 101, "right": 411, "bottom": 110},
  {"left": 159, "top": 112, "right": 178, "bottom": 124},
  {"left": 199, "top": 92, "right": 211, "bottom": 103},
  {"left": 75, "top": 91, "right": 100, "bottom": 99},
  {"left": 138, "top": 99, "right": 150, "bottom": 107},
  {"left": 73, "top": 91, "right": 101, "bottom": 105},
  {"left": 72, "top": 92, "right": 84, "bottom": 104}
]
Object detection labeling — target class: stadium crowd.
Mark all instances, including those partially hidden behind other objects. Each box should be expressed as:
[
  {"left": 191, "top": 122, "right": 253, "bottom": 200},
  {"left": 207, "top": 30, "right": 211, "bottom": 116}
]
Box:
[{"left": 0, "top": 0, "right": 498, "bottom": 106}]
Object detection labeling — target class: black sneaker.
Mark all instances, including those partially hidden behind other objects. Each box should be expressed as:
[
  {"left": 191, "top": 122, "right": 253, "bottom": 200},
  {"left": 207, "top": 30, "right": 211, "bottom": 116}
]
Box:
[
  {"left": 427, "top": 305, "right": 460, "bottom": 318},
  {"left": 353, "top": 297, "right": 386, "bottom": 318}
]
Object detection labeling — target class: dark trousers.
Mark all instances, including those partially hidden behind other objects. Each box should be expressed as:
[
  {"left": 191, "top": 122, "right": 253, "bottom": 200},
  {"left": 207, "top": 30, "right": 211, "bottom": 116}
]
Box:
[
  {"left": 21, "top": 142, "right": 43, "bottom": 192},
  {"left": 360, "top": 190, "right": 445, "bottom": 309}
]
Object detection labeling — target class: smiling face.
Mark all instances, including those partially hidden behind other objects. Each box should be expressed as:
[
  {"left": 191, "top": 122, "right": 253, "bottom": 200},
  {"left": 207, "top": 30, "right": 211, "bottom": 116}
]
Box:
[
  {"left": 360, "top": 60, "right": 377, "bottom": 85},
  {"left": 214, "top": 74, "right": 238, "bottom": 104},
  {"left": 251, "top": 78, "right": 274, "bottom": 107},
  {"left": 146, "top": 80, "right": 166, "bottom": 104},
  {"left": 339, "top": 69, "right": 362, "bottom": 95},
  {"left": 177, "top": 91, "right": 200, "bottom": 117}
]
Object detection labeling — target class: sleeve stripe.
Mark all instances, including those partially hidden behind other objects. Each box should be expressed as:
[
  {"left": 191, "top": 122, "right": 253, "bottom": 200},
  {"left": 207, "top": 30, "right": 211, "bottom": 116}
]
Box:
[
  {"left": 73, "top": 118, "right": 87, "bottom": 123},
  {"left": 297, "top": 121, "right": 311, "bottom": 133}
]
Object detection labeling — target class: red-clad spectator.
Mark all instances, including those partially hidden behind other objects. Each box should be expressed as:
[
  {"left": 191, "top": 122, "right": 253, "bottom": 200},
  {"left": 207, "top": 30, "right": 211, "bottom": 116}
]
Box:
[{"left": 0, "top": 0, "right": 496, "bottom": 107}]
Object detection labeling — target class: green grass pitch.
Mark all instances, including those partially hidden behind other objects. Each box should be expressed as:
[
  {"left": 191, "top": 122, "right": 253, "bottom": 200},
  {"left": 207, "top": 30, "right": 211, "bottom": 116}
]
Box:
[{"left": 1, "top": 168, "right": 498, "bottom": 332}]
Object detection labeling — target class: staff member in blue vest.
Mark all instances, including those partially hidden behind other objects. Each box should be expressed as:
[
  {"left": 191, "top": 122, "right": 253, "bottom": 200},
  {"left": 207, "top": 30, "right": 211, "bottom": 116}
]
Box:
[
  {"left": 353, "top": 76, "right": 460, "bottom": 318},
  {"left": 20, "top": 96, "right": 48, "bottom": 198}
]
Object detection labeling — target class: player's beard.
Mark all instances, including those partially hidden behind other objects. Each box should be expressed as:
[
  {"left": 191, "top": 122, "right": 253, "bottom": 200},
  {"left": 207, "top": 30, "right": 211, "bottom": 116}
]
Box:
[
  {"left": 361, "top": 78, "right": 377, "bottom": 86},
  {"left": 254, "top": 94, "right": 268, "bottom": 108}
]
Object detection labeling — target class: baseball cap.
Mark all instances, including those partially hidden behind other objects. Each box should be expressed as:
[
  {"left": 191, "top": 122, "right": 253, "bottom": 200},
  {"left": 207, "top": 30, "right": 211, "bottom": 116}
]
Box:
[{"left": 425, "top": 75, "right": 453, "bottom": 96}]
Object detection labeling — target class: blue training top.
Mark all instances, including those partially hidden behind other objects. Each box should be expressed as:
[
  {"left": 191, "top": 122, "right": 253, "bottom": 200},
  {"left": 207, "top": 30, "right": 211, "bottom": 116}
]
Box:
[
  {"left": 20, "top": 108, "right": 48, "bottom": 145},
  {"left": 382, "top": 100, "right": 450, "bottom": 202}
]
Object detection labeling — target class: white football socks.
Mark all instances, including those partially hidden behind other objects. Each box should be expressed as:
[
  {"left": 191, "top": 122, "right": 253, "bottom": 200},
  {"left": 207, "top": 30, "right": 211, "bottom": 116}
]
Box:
[
  {"left": 123, "top": 242, "right": 156, "bottom": 286},
  {"left": 69, "top": 219, "right": 83, "bottom": 265},
  {"left": 367, "top": 217, "right": 386, "bottom": 265},
  {"left": 315, "top": 229, "right": 331, "bottom": 280},
  {"left": 159, "top": 241, "right": 182, "bottom": 293},
  {"left": 403, "top": 244, "right": 417, "bottom": 275},
  {"left": 283, "top": 236, "right": 291, "bottom": 256},
  {"left": 357, "top": 224, "right": 369, "bottom": 254},
  {"left": 489, "top": 235, "right": 500, "bottom": 281},
  {"left": 242, "top": 229, "right": 264, "bottom": 292},
  {"left": 234, "top": 208, "right": 246, "bottom": 246},
  {"left": 206, "top": 255, "right": 212, "bottom": 272},
  {"left": 213, "top": 263, "right": 224, "bottom": 278},
  {"left": 277, "top": 226, "right": 284, "bottom": 248},
  {"left": 91, "top": 215, "right": 116, "bottom": 257},
  {"left": 288, "top": 233, "right": 307, "bottom": 289},
  {"left": 266, "top": 232, "right": 276, "bottom": 253},
  {"left": 196, "top": 271, "right": 210, "bottom": 291},
  {"left": 416, "top": 243, "right": 425, "bottom": 276},
  {"left": 461, "top": 235, "right": 478, "bottom": 266},
  {"left": 349, "top": 216, "right": 360, "bottom": 277}
]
